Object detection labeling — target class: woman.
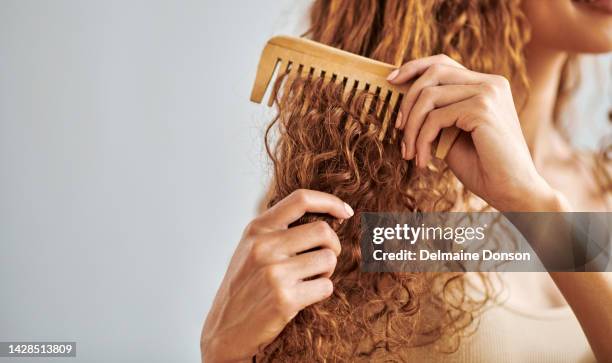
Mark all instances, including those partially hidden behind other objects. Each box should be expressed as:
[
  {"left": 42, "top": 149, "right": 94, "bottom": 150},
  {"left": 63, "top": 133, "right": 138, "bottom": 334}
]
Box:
[{"left": 202, "top": 0, "right": 611, "bottom": 361}]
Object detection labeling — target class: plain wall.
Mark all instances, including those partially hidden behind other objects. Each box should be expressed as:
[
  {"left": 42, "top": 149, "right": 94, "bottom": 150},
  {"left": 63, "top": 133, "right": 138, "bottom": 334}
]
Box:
[
  {"left": 0, "top": 1, "right": 609, "bottom": 363},
  {"left": 0, "top": 1, "right": 308, "bottom": 362}
]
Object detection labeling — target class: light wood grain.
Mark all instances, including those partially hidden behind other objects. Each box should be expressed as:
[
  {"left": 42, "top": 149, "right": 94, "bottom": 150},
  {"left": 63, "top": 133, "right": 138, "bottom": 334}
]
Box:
[{"left": 250, "top": 35, "right": 460, "bottom": 159}]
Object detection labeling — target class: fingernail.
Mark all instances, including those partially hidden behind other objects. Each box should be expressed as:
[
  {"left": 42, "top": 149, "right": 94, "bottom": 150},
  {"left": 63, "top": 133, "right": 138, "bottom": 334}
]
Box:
[
  {"left": 395, "top": 111, "right": 403, "bottom": 128},
  {"left": 401, "top": 141, "right": 406, "bottom": 159},
  {"left": 386, "top": 69, "right": 399, "bottom": 81},
  {"left": 343, "top": 202, "right": 354, "bottom": 217}
]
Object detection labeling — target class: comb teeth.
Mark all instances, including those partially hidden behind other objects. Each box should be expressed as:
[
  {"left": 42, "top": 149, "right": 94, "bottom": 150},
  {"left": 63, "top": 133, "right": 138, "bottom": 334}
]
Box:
[
  {"left": 381, "top": 91, "right": 399, "bottom": 141},
  {"left": 266, "top": 59, "right": 289, "bottom": 107},
  {"left": 250, "top": 36, "right": 460, "bottom": 160}
]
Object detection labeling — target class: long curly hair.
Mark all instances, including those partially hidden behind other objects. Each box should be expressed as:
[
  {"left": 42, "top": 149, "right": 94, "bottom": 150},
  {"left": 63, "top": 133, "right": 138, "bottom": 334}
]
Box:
[{"left": 257, "top": 1, "right": 530, "bottom": 361}]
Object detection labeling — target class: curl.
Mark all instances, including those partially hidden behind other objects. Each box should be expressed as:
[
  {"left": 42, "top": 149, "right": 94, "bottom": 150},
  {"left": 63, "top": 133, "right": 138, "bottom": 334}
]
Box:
[{"left": 257, "top": 1, "right": 532, "bottom": 361}]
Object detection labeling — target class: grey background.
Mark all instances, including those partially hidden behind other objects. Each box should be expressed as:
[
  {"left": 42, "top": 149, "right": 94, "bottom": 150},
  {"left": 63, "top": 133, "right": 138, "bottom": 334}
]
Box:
[
  {"left": 0, "top": 1, "right": 609, "bottom": 363},
  {"left": 0, "top": 1, "right": 308, "bottom": 362}
]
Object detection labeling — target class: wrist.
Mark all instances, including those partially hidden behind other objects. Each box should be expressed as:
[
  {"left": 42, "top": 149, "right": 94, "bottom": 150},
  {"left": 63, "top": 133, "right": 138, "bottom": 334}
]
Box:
[
  {"left": 201, "top": 336, "right": 253, "bottom": 363},
  {"left": 518, "top": 179, "right": 571, "bottom": 212},
  {"left": 494, "top": 175, "right": 571, "bottom": 212}
]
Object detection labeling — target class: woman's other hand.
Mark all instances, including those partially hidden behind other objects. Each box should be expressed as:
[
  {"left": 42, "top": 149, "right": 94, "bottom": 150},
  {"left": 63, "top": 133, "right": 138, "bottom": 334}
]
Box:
[
  {"left": 387, "top": 55, "right": 564, "bottom": 212},
  {"left": 201, "top": 189, "right": 354, "bottom": 362}
]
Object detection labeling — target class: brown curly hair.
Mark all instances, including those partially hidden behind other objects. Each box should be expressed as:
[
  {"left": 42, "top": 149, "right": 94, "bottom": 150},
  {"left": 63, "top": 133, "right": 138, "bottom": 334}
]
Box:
[{"left": 257, "top": 0, "right": 530, "bottom": 361}]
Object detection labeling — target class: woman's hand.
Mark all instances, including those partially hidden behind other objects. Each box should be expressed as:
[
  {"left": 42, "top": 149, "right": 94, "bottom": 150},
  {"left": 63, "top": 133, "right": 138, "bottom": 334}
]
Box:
[
  {"left": 387, "top": 54, "right": 562, "bottom": 211},
  {"left": 201, "top": 189, "right": 354, "bottom": 362}
]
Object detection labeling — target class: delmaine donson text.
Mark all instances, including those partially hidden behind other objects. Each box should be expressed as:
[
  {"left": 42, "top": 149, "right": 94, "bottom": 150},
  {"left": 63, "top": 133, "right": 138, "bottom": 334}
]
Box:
[{"left": 370, "top": 223, "right": 531, "bottom": 262}]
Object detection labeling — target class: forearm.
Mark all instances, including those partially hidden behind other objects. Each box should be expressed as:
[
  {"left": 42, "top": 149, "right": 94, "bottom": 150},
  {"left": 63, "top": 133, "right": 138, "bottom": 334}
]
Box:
[
  {"left": 202, "top": 326, "right": 255, "bottom": 363},
  {"left": 523, "top": 188, "right": 612, "bottom": 360},
  {"left": 549, "top": 272, "right": 612, "bottom": 362},
  {"left": 203, "top": 351, "right": 251, "bottom": 363}
]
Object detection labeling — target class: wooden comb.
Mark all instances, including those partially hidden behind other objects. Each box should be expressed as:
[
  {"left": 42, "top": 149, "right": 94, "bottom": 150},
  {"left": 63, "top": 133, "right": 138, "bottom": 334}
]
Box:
[{"left": 250, "top": 35, "right": 460, "bottom": 159}]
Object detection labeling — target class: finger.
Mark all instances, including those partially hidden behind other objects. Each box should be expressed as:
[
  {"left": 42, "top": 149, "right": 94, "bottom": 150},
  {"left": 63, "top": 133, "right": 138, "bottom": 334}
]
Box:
[
  {"left": 401, "top": 84, "right": 481, "bottom": 160},
  {"left": 444, "top": 132, "right": 479, "bottom": 181},
  {"left": 282, "top": 248, "right": 337, "bottom": 279},
  {"left": 387, "top": 54, "right": 465, "bottom": 84},
  {"left": 258, "top": 189, "right": 354, "bottom": 230},
  {"left": 272, "top": 220, "right": 341, "bottom": 257},
  {"left": 414, "top": 100, "right": 473, "bottom": 167},
  {"left": 395, "top": 64, "right": 489, "bottom": 130},
  {"left": 292, "top": 277, "right": 334, "bottom": 310}
]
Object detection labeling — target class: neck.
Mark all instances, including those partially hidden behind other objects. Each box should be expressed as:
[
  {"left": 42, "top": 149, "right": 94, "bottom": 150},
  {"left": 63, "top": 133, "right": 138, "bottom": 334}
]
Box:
[{"left": 519, "top": 45, "right": 569, "bottom": 164}]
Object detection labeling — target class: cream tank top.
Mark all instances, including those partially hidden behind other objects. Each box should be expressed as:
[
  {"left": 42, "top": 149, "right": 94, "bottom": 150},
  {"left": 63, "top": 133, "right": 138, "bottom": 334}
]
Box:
[{"left": 380, "top": 298, "right": 596, "bottom": 363}]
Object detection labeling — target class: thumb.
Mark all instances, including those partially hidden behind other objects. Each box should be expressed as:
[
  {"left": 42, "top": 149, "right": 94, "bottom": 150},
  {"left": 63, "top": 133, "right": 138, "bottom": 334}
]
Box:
[{"left": 445, "top": 133, "right": 479, "bottom": 184}]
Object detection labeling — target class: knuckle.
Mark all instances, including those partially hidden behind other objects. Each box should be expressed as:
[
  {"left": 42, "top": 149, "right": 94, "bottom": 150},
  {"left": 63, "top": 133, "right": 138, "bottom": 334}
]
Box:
[
  {"left": 250, "top": 239, "right": 268, "bottom": 263},
  {"left": 273, "top": 289, "right": 296, "bottom": 319},
  {"left": 486, "top": 75, "right": 510, "bottom": 92},
  {"left": 435, "top": 53, "right": 451, "bottom": 62},
  {"left": 273, "top": 288, "right": 290, "bottom": 305},
  {"left": 480, "top": 82, "right": 497, "bottom": 95},
  {"left": 494, "top": 74, "right": 510, "bottom": 87},
  {"left": 263, "top": 265, "right": 284, "bottom": 287},
  {"left": 428, "top": 63, "right": 445, "bottom": 76},
  {"left": 436, "top": 53, "right": 464, "bottom": 68},
  {"left": 291, "top": 188, "right": 310, "bottom": 205},
  {"left": 321, "top": 278, "right": 334, "bottom": 296},
  {"left": 320, "top": 248, "right": 337, "bottom": 269},
  {"left": 399, "top": 62, "right": 411, "bottom": 72},
  {"left": 473, "top": 94, "right": 491, "bottom": 110},
  {"left": 243, "top": 219, "right": 262, "bottom": 236},
  {"left": 313, "top": 220, "right": 333, "bottom": 238},
  {"left": 322, "top": 223, "right": 337, "bottom": 241},
  {"left": 420, "top": 86, "right": 436, "bottom": 99}
]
